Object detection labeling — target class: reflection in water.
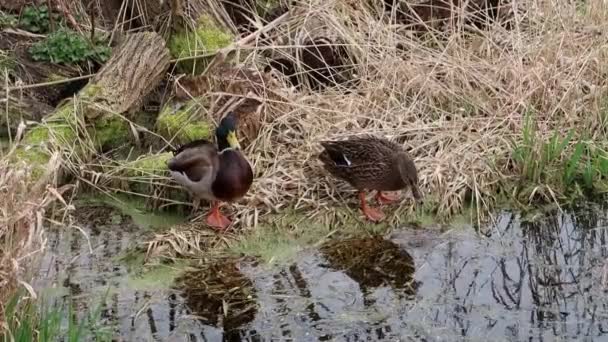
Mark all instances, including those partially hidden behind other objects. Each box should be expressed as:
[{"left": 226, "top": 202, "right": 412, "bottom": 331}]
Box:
[
  {"left": 403, "top": 210, "right": 608, "bottom": 341},
  {"left": 175, "top": 258, "right": 258, "bottom": 339},
  {"left": 35, "top": 204, "right": 205, "bottom": 341},
  {"left": 319, "top": 236, "right": 418, "bottom": 304},
  {"left": 34, "top": 204, "right": 608, "bottom": 341}
]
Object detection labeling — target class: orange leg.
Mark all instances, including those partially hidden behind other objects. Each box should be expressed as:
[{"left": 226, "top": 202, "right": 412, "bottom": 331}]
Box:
[
  {"left": 359, "top": 191, "right": 385, "bottom": 222},
  {"left": 205, "top": 201, "right": 232, "bottom": 231},
  {"left": 375, "top": 191, "right": 400, "bottom": 205}
]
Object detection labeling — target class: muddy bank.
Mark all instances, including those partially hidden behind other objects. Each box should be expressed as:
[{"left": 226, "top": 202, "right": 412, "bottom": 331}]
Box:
[{"left": 34, "top": 202, "right": 608, "bottom": 341}]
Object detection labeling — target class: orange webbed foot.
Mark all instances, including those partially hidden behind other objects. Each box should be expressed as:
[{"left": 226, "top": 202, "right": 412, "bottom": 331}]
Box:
[
  {"left": 375, "top": 191, "right": 400, "bottom": 205},
  {"left": 359, "top": 191, "right": 386, "bottom": 222},
  {"left": 206, "top": 201, "right": 232, "bottom": 231},
  {"left": 362, "top": 206, "right": 386, "bottom": 222}
]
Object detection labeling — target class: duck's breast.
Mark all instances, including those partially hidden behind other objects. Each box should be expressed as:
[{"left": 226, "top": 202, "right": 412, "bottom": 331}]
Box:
[{"left": 212, "top": 150, "right": 253, "bottom": 202}]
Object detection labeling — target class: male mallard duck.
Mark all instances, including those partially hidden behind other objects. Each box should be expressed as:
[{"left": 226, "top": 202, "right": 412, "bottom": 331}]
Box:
[
  {"left": 319, "top": 135, "right": 422, "bottom": 222},
  {"left": 167, "top": 112, "right": 253, "bottom": 230}
]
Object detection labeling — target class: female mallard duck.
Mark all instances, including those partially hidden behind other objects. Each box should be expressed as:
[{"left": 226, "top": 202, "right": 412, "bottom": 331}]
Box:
[
  {"left": 318, "top": 135, "right": 422, "bottom": 222},
  {"left": 167, "top": 112, "right": 253, "bottom": 230}
]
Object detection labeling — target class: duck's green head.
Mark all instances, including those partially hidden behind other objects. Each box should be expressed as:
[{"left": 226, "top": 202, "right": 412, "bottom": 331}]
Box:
[{"left": 216, "top": 112, "right": 241, "bottom": 151}]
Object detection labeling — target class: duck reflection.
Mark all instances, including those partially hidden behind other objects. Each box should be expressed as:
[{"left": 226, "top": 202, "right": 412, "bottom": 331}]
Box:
[
  {"left": 175, "top": 257, "right": 257, "bottom": 339},
  {"left": 319, "top": 236, "right": 418, "bottom": 304}
]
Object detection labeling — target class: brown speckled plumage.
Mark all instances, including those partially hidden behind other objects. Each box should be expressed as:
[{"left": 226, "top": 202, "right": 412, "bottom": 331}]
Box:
[
  {"left": 318, "top": 135, "right": 421, "bottom": 222},
  {"left": 319, "top": 135, "right": 422, "bottom": 199}
]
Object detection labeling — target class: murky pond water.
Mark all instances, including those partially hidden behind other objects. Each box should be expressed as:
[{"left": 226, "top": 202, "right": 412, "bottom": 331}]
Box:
[{"left": 35, "top": 203, "right": 608, "bottom": 341}]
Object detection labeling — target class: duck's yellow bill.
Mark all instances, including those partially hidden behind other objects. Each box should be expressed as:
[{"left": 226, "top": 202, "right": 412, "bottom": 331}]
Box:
[{"left": 227, "top": 131, "right": 241, "bottom": 149}]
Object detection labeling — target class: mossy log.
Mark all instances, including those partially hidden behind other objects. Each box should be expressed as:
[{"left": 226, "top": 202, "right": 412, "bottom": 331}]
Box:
[
  {"left": 0, "top": 93, "right": 54, "bottom": 137},
  {"left": 12, "top": 32, "right": 171, "bottom": 182},
  {"left": 156, "top": 98, "right": 214, "bottom": 146},
  {"left": 168, "top": 14, "right": 234, "bottom": 75}
]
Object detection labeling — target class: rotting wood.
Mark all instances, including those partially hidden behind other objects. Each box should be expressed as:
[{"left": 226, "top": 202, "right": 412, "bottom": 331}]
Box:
[
  {"left": 0, "top": 92, "right": 54, "bottom": 136},
  {"left": 11, "top": 31, "right": 171, "bottom": 183},
  {"left": 86, "top": 31, "right": 171, "bottom": 119}
]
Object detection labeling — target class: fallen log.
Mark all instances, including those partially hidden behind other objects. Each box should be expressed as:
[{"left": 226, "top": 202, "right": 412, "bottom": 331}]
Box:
[
  {"left": 11, "top": 31, "right": 171, "bottom": 183},
  {"left": 0, "top": 93, "right": 54, "bottom": 137}
]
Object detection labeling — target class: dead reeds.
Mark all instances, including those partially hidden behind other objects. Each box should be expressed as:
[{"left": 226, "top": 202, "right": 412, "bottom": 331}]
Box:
[
  {"left": 3, "top": 0, "right": 608, "bottom": 298},
  {"left": 59, "top": 0, "right": 608, "bottom": 232},
  {"left": 0, "top": 146, "right": 70, "bottom": 330},
  {"left": 211, "top": 0, "right": 608, "bottom": 224}
]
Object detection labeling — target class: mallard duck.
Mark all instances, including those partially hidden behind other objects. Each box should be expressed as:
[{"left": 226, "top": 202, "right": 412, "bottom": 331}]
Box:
[
  {"left": 167, "top": 112, "right": 253, "bottom": 230},
  {"left": 318, "top": 135, "right": 422, "bottom": 222}
]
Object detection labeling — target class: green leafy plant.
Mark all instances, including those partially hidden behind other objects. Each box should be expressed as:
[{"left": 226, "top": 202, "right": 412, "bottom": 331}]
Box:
[
  {"left": 19, "top": 5, "right": 59, "bottom": 33},
  {"left": 29, "top": 29, "right": 111, "bottom": 65},
  {"left": 0, "top": 11, "right": 18, "bottom": 29},
  {"left": 563, "top": 140, "right": 586, "bottom": 186},
  {"left": 510, "top": 109, "right": 608, "bottom": 198}
]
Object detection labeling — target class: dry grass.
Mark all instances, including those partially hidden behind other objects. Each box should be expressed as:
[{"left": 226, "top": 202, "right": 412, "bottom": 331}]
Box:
[
  {"left": 64, "top": 0, "right": 608, "bottom": 234},
  {"left": 0, "top": 0, "right": 607, "bottom": 332},
  {"left": 219, "top": 0, "right": 608, "bottom": 226},
  {"left": 144, "top": 221, "right": 232, "bottom": 262},
  {"left": 0, "top": 146, "right": 71, "bottom": 329},
  {"left": 5, "top": 0, "right": 608, "bottom": 275}
]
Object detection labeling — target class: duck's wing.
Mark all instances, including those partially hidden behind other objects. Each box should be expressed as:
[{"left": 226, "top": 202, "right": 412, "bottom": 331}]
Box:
[
  {"left": 168, "top": 145, "right": 219, "bottom": 182},
  {"left": 172, "top": 139, "right": 213, "bottom": 156},
  {"left": 320, "top": 136, "right": 387, "bottom": 167}
]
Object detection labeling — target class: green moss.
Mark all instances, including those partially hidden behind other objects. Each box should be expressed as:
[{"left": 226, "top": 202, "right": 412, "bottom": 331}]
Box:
[
  {"left": 22, "top": 126, "right": 50, "bottom": 143},
  {"left": 22, "top": 122, "right": 76, "bottom": 146},
  {"left": 168, "top": 15, "right": 233, "bottom": 74},
  {"left": 124, "top": 152, "right": 172, "bottom": 177},
  {"left": 79, "top": 84, "right": 108, "bottom": 119},
  {"left": 121, "top": 153, "right": 190, "bottom": 203},
  {"left": 12, "top": 146, "right": 49, "bottom": 179},
  {"left": 92, "top": 115, "right": 130, "bottom": 149},
  {"left": 156, "top": 100, "right": 212, "bottom": 144},
  {"left": 12, "top": 107, "right": 79, "bottom": 179},
  {"left": 81, "top": 84, "right": 102, "bottom": 99},
  {"left": 0, "top": 50, "right": 14, "bottom": 72}
]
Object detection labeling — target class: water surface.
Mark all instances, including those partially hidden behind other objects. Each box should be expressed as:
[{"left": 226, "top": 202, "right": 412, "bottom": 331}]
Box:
[{"left": 35, "top": 204, "right": 608, "bottom": 341}]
